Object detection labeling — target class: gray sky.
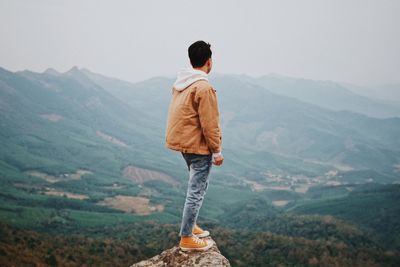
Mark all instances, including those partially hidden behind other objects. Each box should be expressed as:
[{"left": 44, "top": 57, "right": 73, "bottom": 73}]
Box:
[{"left": 0, "top": 0, "right": 399, "bottom": 86}]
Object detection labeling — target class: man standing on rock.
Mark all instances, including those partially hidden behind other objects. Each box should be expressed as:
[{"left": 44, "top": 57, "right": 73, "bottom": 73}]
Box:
[{"left": 165, "top": 40, "right": 224, "bottom": 251}]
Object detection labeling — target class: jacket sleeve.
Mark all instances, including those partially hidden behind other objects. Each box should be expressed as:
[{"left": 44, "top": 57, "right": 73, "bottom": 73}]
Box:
[{"left": 196, "top": 87, "right": 222, "bottom": 153}]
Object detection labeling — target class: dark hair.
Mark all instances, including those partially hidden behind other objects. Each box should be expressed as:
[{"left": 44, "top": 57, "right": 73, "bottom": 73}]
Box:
[{"left": 188, "top": 40, "right": 212, "bottom": 68}]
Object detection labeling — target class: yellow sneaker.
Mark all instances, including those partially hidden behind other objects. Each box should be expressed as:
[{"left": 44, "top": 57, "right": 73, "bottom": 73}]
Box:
[
  {"left": 179, "top": 235, "right": 213, "bottom": 251},
  {"left": 192, "top": 224, "right": 210, "bottom": 238}
]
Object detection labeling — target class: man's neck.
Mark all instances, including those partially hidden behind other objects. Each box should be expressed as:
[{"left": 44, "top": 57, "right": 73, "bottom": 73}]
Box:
[{"left": 193, "top": 67, "right": 208, "bottom": 75}]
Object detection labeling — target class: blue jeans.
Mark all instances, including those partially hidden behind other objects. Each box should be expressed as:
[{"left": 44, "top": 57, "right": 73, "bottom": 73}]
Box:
[{"left": 179, "top": 152, "right": 213, "bottom": 236}]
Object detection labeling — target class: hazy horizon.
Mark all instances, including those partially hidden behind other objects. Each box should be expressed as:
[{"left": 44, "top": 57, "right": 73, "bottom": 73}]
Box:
[{"left": 1, "top": 0, "right": 400, "bottom": 87}]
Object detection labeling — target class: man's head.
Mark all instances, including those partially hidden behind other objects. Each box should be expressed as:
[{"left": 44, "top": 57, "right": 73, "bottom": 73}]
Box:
[{"left": 188, "top": 40, "right": 213, "bottom": 74}]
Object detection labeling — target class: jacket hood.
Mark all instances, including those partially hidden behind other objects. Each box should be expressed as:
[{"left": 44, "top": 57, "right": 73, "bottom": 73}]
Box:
[{"left": 173, "top": 68, "right": 208, "bottom": 91}]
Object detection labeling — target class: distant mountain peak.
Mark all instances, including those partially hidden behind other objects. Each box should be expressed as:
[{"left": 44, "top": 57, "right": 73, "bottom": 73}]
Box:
[
  {"left": 66, "top": 66, "right": 81, "bottom": 74},
  {"left": 64, "top": 66, "right": 85, "bottom": 78},
  {"left": 44, "top": 68, "right": 61, "bottom": 76},
  {"left": 62, "top": 66, "right": 101, "bottom": 88},
  {"left": 264, "top": 72, "right": 288, "bottom": 78},
  {"left": 0, "top": 66, "right": 14, "bottom": 75}
]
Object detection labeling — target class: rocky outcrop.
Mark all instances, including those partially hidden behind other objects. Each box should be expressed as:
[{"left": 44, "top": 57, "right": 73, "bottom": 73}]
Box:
[{"left": 130, "top": 237, "right": 231, "bottom": 267}]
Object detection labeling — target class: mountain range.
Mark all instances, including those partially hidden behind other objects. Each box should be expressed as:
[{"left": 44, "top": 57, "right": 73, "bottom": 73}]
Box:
[{"left": 1, "top": 65, "right": 399, "bottom": 266}]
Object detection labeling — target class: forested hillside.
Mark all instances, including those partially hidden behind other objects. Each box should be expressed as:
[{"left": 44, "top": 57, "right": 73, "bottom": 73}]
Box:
[{"left": 1, "top": 66, "right": 399, "bottom": 266}]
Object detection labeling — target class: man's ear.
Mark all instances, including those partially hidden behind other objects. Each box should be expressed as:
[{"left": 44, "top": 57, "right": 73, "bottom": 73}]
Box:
[{"left": 207, "top": 58, "right": 212, "bottom": 72}]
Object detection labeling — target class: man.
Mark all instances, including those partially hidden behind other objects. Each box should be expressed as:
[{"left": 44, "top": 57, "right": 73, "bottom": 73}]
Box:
[{"left": 165, "top": 40, "right": 224, "bottom": 251}]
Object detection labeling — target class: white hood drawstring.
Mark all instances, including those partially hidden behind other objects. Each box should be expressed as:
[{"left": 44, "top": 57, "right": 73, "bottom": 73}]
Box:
[{"left": 173, "top": 68, "right": 208, "bottom": 91}]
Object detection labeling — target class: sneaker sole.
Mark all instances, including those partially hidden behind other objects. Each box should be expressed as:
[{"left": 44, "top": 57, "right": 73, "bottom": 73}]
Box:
[
  {"left": 179, "top": 241, "right": 213, "bottom": 252},
  {"left": 194, "top": 230, "right": 210, "bottom": 238}
]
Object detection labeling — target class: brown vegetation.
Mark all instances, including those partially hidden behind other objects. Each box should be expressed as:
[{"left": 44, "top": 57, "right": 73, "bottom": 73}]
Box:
[
  {"left": 97, "top": 195, "right": 164, "bottom": 215},
  {"left": 25, "top": 169, "right": 93, "bottom": 183},
  {"left": 96, "top": 130, "right": 129, "bottom": 147},
  {"left": 122, "top": 165, "right": 178, "bottom": 186},
  {"left": 43, "top": 187, "right": 89, "bottom": 200}
]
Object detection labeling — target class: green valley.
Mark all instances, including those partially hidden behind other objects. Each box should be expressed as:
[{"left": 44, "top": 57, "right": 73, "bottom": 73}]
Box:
[{"left": 1, "top": 66, "right": 399, "bottom": 266}]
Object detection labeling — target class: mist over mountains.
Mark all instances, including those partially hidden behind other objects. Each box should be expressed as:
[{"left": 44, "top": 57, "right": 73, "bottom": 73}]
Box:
[
  {"left": 1, "top": 65, "right": 400, "bottom": 266},
  {"left": 2, "top": 65, "right": 400, "bottom": 191},
  {"left": 83, "top": 66, "right": 400, "bottom": 183}
]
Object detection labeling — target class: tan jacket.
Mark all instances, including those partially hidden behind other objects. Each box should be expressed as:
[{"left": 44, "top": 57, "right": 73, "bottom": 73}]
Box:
[{"left": 165, "top": 79, "right": 222, "bottom": 155}]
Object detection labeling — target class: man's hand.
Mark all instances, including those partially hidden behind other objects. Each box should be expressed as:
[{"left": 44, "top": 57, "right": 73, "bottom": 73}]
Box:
[{"left": 212, "top": 154, "right": 224, "bottom": 166}]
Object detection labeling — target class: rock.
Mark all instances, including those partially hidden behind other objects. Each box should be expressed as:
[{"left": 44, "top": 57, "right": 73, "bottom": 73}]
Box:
[{"left": 130, "top": 237, "right": 231, "bottom": 267}]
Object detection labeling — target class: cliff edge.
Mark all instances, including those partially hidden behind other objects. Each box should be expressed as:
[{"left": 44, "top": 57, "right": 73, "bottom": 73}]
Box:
[{"left": 130, "top": 237, "right": 231, "bottom": 267}]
